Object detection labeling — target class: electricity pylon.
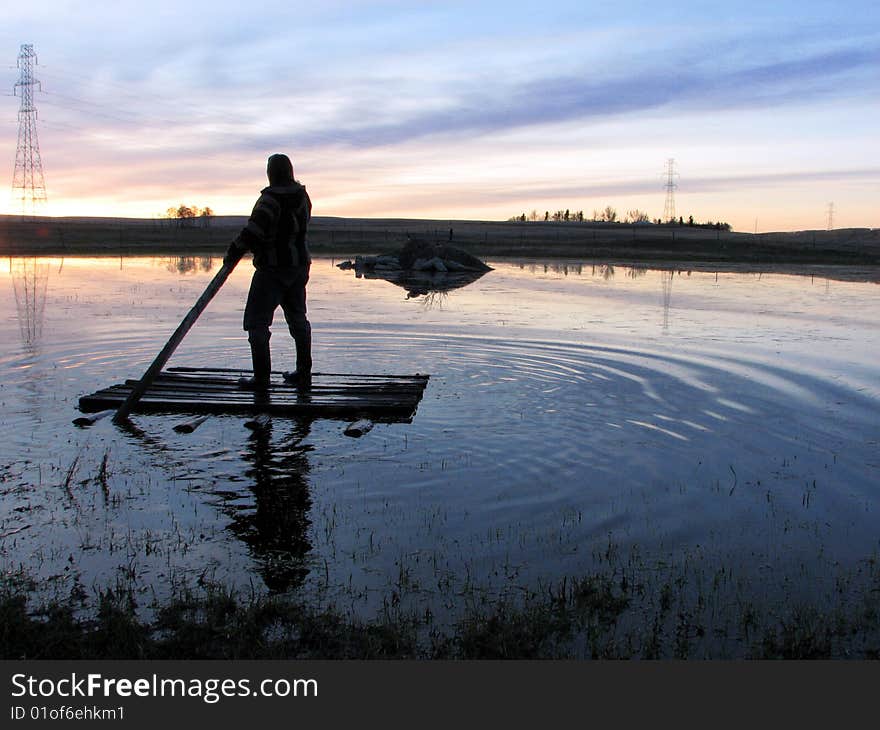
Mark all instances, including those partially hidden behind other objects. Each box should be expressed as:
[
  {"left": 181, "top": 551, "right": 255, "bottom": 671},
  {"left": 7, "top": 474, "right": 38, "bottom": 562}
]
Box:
[
  {"left": 663, "top": 158, "right": 678, "bottom": 223},
  {"left": 12, "top": 44, "right": 48, "bottom": 217}
]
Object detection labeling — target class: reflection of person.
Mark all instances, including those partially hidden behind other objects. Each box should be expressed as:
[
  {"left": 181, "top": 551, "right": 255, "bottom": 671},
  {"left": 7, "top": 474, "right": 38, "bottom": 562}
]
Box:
[
  {"left": 229, "top": 419, "right": 313, "bottom": 592},
  {"left": 224, "top": 154, "right": 313, "bottom": 391}
]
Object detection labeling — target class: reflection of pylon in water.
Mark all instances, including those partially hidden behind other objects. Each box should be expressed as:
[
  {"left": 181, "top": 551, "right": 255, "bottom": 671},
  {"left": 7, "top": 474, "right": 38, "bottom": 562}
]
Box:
[
  {"left": 660, "top": 269, "right": 673, "bottom": 332},
  {"left": 11, "top": 258, "right": 49, "bottom": 347}
]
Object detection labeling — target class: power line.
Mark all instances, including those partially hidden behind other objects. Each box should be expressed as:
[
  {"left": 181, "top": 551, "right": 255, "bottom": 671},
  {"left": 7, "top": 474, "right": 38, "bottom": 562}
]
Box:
[{"left": 12, "top": 44, "right": 47, "bottom": 217}]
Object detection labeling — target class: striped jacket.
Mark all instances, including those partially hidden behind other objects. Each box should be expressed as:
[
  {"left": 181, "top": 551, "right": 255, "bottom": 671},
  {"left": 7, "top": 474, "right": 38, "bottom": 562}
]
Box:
[{"left": 232, "top": 182, "right": 312, "bottom": 269}]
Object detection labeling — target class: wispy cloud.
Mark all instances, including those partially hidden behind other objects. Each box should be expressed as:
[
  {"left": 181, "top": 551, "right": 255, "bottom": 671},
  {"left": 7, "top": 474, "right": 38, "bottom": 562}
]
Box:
[
  {"left": 342, "top": 167, "right": 880, "bottom": 211},
  {"left": 290, "top": 43, "right": 880, "bottom": 149}
]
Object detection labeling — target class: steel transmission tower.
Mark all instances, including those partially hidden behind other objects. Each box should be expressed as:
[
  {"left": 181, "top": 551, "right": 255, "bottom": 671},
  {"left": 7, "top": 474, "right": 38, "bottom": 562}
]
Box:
[
  {"left": 826, "top": 201, "right": 835, "bottom": 230},
  {"left": 662, "top": 158, "right": 678, "bottom": 222},
  {"left": 12, "top": 44, "right": 48, "bottom": 216}
]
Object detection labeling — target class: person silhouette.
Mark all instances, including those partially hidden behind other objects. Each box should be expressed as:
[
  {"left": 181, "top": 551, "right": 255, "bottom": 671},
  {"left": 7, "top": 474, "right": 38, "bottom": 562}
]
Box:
[{"left": 224, "top": 154, "right": 313, "bottom": 391}]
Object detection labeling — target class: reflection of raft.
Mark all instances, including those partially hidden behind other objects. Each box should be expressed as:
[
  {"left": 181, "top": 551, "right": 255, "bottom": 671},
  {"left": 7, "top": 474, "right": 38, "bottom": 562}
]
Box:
[{"left": 78, "top": 367, "right": 429, "bottom": 421}]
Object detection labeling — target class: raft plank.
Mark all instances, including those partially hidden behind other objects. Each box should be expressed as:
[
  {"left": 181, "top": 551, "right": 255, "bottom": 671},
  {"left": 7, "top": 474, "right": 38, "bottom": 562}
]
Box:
[
  {"left": 168, "top": 366, "right": 426, "bottom": 381},
  {"left": 78, "top": 368, "right": 429, "bottom": 421}
]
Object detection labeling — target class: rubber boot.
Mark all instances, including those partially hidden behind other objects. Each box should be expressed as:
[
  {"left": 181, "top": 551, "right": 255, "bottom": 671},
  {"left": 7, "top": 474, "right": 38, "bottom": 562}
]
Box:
[
  {"left": 283, "top": 324, "right": 312, "bottom": 390},
  {"left": 295, "top": 326, "right": 312, "bottom": 377},
  {"left": 240, "top": 330, "right": 271, "bottom": 391}
]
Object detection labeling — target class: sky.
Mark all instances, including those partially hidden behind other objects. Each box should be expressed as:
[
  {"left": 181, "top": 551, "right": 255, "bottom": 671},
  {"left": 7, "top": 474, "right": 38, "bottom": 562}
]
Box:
[{"left": 1, "top": 0, "right": 878, "bottom": 231}]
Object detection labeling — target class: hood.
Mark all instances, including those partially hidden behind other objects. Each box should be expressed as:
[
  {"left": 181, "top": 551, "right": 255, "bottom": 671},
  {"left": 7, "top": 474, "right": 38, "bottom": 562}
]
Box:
[
  {"left": 267, "top": 153, "right": 295, "bottom": 186},
  {"left": 261, "top": 182, "right": 306, "bottom": 198}
]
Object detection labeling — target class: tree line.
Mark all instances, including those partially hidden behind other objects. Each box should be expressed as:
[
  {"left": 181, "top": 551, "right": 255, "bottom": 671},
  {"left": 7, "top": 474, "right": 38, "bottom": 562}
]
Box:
[
  {"left": 165, "top": 204, "right": 214, "bottom": 228},
  {"left": 509, "top": 207, "right": 730, "bottom": 230}
]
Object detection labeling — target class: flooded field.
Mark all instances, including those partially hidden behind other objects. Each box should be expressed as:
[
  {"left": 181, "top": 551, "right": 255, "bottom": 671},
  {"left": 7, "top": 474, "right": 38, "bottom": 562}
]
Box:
[{"left": 2, "top": 254, "right": 878, "bottom": 654}]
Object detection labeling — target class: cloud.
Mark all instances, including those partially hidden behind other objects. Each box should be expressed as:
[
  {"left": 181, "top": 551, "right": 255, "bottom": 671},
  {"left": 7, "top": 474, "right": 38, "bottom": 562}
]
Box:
[
  {"left": 23, "top": 8, "right": 879, "bottom": 165},
  {"left": 683, "top": 167, "right": 880, "bottom": 193},
  {"left": 528, "top": 168, "right": 880, "bottom": 201},
  {"left": 326, "top": 167, "right": 880, "bottom": 211},
  {"left": 288, "top": 42, "right": 880, "bottom": 149}
]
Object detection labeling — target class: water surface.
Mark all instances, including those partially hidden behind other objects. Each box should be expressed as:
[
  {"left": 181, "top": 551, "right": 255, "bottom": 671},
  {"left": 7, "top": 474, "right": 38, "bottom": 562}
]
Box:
[{"left": 2, "top": 255, "right": 878, "bottom": 633}]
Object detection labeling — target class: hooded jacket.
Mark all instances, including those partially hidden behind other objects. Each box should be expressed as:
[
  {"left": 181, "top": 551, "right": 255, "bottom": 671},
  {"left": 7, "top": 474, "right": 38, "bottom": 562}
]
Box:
[{"left": 232, "top": 182, "right": 312, "bottom": 269}]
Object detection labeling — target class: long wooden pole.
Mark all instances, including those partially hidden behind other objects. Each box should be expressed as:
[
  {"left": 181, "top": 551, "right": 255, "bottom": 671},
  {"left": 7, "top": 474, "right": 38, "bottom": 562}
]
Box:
[{"left": 113, "top": 259, "right": 237, "bottom": 424}]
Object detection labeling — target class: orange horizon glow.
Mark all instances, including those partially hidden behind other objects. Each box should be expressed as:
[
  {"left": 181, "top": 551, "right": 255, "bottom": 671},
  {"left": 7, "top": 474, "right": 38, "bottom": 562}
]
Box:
[
  {"left": 3, "top": 186, "right": 876, "bottom": 235},
  {"left": 5, "top": 129, "right": 877, "bottom": 233}
]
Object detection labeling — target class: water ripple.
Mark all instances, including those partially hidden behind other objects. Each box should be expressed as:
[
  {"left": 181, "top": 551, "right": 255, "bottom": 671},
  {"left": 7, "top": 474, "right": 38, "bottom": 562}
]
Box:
[{"left": 1, "top": 292, "right": 878, "bottom": 614}]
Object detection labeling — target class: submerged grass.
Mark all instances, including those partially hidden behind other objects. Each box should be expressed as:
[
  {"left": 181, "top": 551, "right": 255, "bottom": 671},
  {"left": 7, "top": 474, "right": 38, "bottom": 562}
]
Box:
[
  {"left": 3, "top": 442, "right": 879, "bottom": 659},
  {"left": 3, "top": 568, "right": 878, "bottom": 659}
]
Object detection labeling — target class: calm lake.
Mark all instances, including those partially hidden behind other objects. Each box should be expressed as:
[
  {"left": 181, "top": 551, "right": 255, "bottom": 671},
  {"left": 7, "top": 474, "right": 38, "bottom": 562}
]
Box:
[{"left": 2, "top": 255, "right": 878, "bottom": 643}]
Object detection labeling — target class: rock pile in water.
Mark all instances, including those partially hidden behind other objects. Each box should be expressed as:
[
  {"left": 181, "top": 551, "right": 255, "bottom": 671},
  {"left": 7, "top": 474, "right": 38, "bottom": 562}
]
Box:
[{"left": 337, "top": 238, "right": 492, "bottom": 273}]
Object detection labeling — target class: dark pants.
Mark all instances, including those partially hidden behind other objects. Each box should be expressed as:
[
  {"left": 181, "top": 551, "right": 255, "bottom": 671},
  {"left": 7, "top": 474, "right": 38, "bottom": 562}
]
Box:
[{"left": 243, "top": 266, "right": 311, "bottom": 373}]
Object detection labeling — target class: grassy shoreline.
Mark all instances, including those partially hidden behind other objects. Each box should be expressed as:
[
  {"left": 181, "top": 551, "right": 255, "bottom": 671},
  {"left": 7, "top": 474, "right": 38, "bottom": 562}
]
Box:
[{"left": 3, "top": 565, "right": 879, "bottom": 659}]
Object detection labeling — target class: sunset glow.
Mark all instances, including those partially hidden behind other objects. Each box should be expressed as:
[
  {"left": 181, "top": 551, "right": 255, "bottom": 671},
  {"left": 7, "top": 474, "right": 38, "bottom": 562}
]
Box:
[{"left": 3, "top": 1, "right": 878, "bottom": 231}]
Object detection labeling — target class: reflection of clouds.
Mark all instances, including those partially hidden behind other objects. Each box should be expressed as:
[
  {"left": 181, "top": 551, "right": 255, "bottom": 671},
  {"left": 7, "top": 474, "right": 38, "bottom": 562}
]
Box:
[{"left": 11, "top": 258, "right": 50, "bottom": 349}]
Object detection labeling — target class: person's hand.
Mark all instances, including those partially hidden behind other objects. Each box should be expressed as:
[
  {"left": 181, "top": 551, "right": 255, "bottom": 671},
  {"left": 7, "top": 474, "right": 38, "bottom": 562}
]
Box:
[{"left": 223, "top": 242, "right": 243, "bottom": 268}]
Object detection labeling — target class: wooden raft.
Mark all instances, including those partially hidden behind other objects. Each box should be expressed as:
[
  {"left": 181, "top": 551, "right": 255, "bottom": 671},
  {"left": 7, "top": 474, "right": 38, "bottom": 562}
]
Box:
[{"left": 78, "top": 367, "right": 429, "bottom": 421}]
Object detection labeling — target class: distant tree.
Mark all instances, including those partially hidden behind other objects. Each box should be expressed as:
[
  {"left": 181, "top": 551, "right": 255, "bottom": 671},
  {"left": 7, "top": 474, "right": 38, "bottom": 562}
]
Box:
[
  {"left": 576, "top": 210, "right": 584, "bottom": 222},
  {"left": 603, "top": 206, "right": 617, "bottom": 223},
  {"left": 544, "top": 211, "right": 549, "bottom": 221},
  {"left": 564, "top": 209, "right": 570, "bottom": 222},
  {"left": 177, "top": 205, "right": 197, "bottom": 225},
  {"left": 688, "top": 215, "right": 694, "bottom": 226},
  {"left": 529, "top": 209, "right": 538, "bottom": 221},
  {"left": 626, "top": 209, "right": 650, "bottom": 223},
  {"left": 173, "top": 205, "right": 191, "bottom": 227},
  {"left": 167, "top": 204, "right": 210, "bottom": 228}
]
